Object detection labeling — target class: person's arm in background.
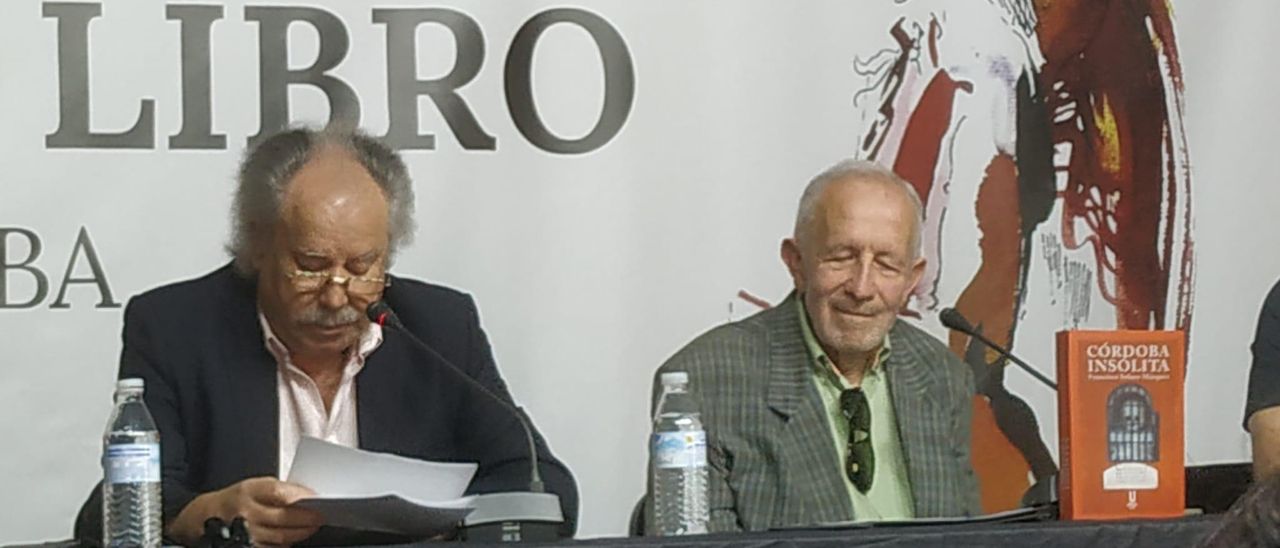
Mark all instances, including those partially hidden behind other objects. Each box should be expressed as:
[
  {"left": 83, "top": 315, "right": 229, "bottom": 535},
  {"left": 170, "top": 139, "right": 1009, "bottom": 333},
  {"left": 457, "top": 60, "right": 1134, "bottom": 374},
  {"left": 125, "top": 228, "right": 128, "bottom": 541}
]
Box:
[{"left": 1247, "top": 280, "right": 1280, "bottom": 479}]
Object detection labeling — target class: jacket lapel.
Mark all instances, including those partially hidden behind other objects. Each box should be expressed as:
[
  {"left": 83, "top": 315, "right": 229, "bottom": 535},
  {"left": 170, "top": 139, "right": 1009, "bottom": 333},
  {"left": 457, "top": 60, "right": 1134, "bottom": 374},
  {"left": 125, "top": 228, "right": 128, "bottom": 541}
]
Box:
[
  {"left": 884, "top": 321, "right": 949, "bottom": 518},
  {"left": 356, "top": 335, "right": 401, "bottom": 455},
  {"left": 356, "top": 328, "right": 459, "bottom": 461},
  {"left": 764, "top": 294, "right": 854, "bottom": 524},
  {"left": 219, "top": 272, "right": 279, "bottom": 479}
]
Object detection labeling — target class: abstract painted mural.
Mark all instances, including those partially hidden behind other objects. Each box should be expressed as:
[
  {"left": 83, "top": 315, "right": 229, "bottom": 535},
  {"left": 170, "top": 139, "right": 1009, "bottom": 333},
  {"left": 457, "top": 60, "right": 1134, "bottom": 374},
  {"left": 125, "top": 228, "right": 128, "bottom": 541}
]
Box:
[{"left": 850, "top": 0, "right": 1195, "bottom": 511}]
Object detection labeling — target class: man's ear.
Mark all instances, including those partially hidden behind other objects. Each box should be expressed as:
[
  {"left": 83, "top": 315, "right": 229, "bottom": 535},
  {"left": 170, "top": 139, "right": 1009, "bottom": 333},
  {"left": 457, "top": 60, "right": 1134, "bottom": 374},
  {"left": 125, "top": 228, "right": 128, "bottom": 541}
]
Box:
[
  {"left": 905, "top": 255, "right": 927, "bottom": 297},
  {"left": 781, "top": 238, "right": 806, "bottom": 291}
]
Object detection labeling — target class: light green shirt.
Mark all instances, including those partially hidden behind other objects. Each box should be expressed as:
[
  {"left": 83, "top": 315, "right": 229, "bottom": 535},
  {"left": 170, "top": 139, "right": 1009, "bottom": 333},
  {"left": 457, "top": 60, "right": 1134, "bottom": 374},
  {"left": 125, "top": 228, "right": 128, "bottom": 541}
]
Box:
[{"left": 797, "top": 298, "right": 915, "bottom": 521}]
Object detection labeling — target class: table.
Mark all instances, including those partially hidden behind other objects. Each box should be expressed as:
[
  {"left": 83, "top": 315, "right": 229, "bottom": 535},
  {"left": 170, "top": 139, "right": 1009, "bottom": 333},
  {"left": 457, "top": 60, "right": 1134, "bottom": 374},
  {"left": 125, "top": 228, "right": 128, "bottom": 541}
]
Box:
[
  {"left": 6, "top": 515, "right": 1220, "bottom": 547},
  {"left": 422, "top": 515, "right": 1221, "bottom": 548}
]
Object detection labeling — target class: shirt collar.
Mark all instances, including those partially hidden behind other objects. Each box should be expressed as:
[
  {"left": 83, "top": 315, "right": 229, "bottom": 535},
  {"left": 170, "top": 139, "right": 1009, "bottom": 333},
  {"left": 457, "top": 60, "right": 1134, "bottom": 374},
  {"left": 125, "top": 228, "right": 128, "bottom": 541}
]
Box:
[
  {"left": 795, "top": 295, "right": 891, "bottom": 385},
  {"left": 258, "top": 310, "right": 384, "bottom": 373}
]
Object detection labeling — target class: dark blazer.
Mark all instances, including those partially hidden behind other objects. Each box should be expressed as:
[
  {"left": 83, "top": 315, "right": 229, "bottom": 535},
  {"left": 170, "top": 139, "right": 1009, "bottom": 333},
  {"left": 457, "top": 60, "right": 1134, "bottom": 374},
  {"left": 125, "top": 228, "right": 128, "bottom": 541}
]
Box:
[
  {"left": 648, "top": 293, "right": 980, "bottom": 532},
  {"left": 75, "top": 263, "right": 578, "bottom": 543}
]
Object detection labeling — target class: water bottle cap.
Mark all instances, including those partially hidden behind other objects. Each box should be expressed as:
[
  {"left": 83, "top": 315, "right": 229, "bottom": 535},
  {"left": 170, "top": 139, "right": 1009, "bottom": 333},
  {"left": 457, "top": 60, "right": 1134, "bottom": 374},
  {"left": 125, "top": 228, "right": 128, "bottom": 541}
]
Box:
[
  {"left": 660, "top": 372, "right": 689, "bottom": 387},
  {"left": 116, "top": 378, "right": 144, "bottom": 391}
]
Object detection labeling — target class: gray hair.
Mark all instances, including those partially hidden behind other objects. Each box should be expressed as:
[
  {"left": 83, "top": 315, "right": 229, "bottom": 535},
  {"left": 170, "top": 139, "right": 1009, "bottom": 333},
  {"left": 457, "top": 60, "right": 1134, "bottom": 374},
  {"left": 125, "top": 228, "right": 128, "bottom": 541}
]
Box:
[
  {"left": 227, "top": 126, "right": 417, "bottom": 276},
  {"left": 794, "top": 159, "right": 924, "bottom": 257}
]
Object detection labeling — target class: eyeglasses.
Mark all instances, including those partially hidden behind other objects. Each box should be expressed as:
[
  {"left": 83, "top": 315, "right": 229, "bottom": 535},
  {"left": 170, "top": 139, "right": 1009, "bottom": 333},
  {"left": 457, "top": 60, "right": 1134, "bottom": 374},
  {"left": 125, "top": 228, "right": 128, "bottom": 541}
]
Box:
[
  {"left": 840, "top": 388, "right": 875, "bottom": 493},
  {"left": 284, "top": 269, "right": 390, "bottom": 295}
]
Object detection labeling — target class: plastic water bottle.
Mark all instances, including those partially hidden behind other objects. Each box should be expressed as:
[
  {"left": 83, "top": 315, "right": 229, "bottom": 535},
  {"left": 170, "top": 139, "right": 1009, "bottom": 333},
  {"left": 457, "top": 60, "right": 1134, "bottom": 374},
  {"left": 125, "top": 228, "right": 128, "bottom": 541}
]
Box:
[
  {"left": 102, "top": 378, "right": 162, "bottom": 547},
  {"left": 651, "top": 372, "right": 709, "bottom": 535}
]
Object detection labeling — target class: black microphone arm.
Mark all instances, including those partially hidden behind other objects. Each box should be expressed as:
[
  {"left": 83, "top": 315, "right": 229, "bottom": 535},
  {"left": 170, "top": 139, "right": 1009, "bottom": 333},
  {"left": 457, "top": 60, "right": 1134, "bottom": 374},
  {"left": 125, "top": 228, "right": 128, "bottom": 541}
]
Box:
[
  {"left": 366, "top": 301, "right": 545, "bottom": 493},
  {"left": 938, "top": 307, "right": 1058, "bottom": 391}
]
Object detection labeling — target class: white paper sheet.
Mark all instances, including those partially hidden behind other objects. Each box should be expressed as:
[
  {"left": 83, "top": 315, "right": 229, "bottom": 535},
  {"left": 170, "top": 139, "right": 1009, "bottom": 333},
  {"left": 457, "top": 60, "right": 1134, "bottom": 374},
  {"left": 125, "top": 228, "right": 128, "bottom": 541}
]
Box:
[
  {"left": 292, "top": 495, "right": 475, "bottom": 537},
  {"left": 285, "top": 437, "right": 479, "bottom": 536}
]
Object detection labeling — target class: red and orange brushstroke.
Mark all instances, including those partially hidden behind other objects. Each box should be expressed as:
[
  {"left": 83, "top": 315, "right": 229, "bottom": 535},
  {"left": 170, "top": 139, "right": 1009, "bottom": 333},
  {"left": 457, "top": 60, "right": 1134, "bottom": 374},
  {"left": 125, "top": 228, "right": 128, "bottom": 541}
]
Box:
[{"left": 853, "top": 0, "right": 1194, "bottom": 512}]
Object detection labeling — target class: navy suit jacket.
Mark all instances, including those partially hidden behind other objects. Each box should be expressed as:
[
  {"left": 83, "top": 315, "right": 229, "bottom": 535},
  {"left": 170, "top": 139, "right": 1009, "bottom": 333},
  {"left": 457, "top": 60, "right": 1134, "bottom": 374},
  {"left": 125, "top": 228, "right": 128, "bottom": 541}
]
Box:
[{"left": 75, "top": 264, "right": 578, "bottom": 543}]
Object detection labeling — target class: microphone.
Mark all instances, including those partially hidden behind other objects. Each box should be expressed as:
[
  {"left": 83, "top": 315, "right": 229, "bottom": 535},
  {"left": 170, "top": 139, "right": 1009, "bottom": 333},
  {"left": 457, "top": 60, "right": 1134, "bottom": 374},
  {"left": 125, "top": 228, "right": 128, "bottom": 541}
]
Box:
[
  {"left": 939, "top": 307, "right": 1057, "bottom": 391},
  {"left": 940, "top": 307, "right": 1060, "bottom": 508},
  {"left": 366, "top": 301, "right": 564, "bottom": 542}
]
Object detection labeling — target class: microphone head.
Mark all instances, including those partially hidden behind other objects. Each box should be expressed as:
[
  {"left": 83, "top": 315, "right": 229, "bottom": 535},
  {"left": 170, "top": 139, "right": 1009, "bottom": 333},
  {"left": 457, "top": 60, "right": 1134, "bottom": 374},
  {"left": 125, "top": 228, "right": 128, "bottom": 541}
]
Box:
[
  {"left": 366, "top": 300, "right": 397, "bottom": 327},
  {"left": 939, "top": 307, "right": 974, "bottom": 333}
]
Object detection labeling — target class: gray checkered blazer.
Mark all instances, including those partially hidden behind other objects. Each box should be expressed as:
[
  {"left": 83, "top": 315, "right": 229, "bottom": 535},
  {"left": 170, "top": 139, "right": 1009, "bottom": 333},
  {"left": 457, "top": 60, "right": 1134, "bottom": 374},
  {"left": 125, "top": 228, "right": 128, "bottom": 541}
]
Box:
[{"left": 647, "top": 293, "right": 981, "bottom": 532}]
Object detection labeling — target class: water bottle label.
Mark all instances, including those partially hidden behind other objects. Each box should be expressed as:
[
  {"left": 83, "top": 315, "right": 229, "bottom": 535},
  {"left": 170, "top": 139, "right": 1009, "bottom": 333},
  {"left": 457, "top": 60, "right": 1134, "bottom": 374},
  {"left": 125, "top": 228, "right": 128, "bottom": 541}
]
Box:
[
  {"left": 653, "top": 431, "right": 707, "bottom": 469},
  {"left": 104, "top": 443, "right": 160, "bottom": 484}
]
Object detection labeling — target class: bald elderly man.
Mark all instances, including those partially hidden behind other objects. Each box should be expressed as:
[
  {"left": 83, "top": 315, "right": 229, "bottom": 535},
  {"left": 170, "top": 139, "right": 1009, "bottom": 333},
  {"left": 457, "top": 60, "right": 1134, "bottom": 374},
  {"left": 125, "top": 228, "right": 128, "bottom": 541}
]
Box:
[
  {"left": 647, "top": 160, "right": 980, "bottom": 532},
  {"left": 74, "top": 127, "right": 578, "bottom": 545}
]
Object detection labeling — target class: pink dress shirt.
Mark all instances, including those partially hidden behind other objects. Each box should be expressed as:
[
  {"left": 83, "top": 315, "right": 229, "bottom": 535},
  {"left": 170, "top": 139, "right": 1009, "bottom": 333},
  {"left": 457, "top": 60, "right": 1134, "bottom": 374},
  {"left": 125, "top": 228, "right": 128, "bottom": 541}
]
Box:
[{"left": 258, "top": 313, "right": 383, "bottom": 478}]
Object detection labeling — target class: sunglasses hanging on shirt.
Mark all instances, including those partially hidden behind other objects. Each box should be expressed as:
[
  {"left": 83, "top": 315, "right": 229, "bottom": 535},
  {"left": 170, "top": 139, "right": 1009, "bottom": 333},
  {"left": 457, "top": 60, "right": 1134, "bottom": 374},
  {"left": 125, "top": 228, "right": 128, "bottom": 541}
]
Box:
[{"left": 840, "top": 387, "right": 875, "bottom": 493}]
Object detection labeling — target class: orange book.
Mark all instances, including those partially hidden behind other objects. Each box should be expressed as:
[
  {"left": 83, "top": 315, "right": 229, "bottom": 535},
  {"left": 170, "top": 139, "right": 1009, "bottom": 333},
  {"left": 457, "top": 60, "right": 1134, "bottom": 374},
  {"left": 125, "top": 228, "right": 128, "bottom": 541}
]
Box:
[{"left": 1056, "top": 330, "right": 1185, "bottom": 520}]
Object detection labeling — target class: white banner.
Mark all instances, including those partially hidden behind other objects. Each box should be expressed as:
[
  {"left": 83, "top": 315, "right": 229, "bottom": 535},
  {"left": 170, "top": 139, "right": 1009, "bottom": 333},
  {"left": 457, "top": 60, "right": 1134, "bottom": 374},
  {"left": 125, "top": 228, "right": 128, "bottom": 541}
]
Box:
[{"left": 1, "top": 0, "right": 1275, "bottom": 541}]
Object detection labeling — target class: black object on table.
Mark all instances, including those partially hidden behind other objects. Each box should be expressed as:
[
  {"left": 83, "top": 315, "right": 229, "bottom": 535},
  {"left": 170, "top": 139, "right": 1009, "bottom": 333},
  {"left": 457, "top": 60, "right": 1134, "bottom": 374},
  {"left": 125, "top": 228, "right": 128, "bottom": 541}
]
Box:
[{"left": 197, "top": 517, "right": 250, "bottom": 548}]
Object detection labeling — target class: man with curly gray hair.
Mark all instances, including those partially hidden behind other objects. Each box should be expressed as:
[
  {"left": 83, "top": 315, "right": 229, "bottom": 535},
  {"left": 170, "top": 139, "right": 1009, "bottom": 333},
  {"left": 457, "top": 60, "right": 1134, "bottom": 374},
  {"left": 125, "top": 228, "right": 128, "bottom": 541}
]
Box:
[{"left": 74, "top": 126, "right": 579, "bottom": 545}]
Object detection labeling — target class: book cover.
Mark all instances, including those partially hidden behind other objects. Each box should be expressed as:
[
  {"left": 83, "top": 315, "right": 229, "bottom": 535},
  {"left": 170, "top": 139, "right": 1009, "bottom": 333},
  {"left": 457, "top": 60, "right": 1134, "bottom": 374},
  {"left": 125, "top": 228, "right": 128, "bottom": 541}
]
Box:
[{"left": 1056, "top": 330, "right": 1185, "bottom": 520}]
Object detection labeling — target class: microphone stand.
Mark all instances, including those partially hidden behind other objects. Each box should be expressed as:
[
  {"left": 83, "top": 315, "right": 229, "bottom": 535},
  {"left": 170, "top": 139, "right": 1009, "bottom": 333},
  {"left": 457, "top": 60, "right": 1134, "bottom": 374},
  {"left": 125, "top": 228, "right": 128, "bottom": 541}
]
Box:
[
  {"left": 939, "top": 307, "right": 1059, "bottom": 508},
  {"left": 369, "top": 302, "right": 564, "bottom": 542},
  {"left": 940, "top": 308, "right": 1057, "bottom": 390}
]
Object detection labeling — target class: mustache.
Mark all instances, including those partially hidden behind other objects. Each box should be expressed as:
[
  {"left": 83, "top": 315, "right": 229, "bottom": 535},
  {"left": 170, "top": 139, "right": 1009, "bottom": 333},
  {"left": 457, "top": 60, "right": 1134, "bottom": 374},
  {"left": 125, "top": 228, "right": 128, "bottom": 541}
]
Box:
[
  {"left": 829, "top": 299, "right": 883, "bottom": 316},
  {"left": 297, "top": 305, "right": 361, "bottom": 327}
]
